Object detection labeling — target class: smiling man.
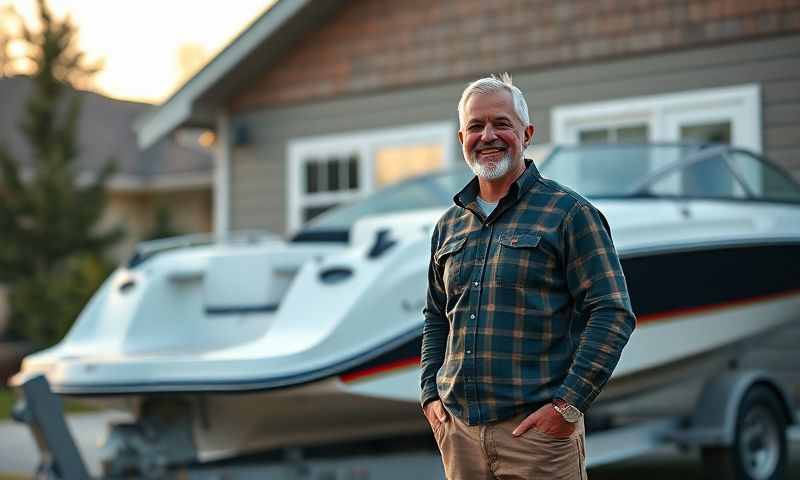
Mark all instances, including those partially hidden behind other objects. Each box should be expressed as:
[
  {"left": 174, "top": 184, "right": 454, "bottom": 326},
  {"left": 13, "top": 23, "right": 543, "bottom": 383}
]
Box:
[{"left": 420, "top": 74, "right": 636, "bottom": 479}]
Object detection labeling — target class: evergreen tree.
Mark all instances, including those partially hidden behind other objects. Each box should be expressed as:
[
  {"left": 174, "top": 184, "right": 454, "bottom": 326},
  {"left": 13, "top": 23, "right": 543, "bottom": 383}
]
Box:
[{"left": 0, "top": 0, "right": 121, "bottom": 345}]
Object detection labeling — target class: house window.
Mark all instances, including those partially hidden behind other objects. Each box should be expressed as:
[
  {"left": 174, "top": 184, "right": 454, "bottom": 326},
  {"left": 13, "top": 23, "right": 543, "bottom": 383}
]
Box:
[
  {"left": 551, "top": 85, "right": 761, "bottom": 192},
  {"left": 288, "top": 122, "right": 455, "bottom": 232},
  {"left": 374, "top": 144, "right": 444, "bottom": 187},
  {"left": 300, "top": 154, "right": 360, "bottom": 222},
  {"left": 680, "top": 122, "right": 731, "bottom": 145},
  {"left": 578, "top": 125, "right": 649, "bottom": 144},
  {"left": 304, "top": 155, "right": 359, "bottom": 194}
]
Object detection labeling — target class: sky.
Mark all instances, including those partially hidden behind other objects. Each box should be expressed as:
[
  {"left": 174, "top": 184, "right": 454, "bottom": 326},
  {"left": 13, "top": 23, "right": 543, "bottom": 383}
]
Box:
[{"left": 2, "top": 0, "right": 274, "bottom": 104}]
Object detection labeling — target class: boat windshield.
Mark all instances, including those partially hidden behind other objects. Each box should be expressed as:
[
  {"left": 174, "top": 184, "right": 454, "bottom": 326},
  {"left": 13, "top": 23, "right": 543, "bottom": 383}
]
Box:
[
  {"left": 292, "top": 168, "right": 473, "bottom": 242},
  {"left": 292, "top": 144, "right": 800, "bottom": 242},
  {"left": 539, "top": 144, "right": 800, "bottom": 202}
]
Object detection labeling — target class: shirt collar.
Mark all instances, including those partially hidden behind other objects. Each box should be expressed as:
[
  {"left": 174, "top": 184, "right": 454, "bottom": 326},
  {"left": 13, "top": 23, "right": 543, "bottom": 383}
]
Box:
[{"left": 454, "top": 159, "right": 541, "bottom": 208}]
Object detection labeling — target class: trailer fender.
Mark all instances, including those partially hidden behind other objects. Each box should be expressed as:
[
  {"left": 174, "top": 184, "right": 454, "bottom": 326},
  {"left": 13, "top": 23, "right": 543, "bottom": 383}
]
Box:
[{"left": 680, "top": 370, "right": 795, "bottom": 447}]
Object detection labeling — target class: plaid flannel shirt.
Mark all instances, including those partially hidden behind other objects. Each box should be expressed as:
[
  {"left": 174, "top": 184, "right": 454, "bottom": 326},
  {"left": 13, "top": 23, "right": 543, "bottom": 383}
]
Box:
[{"left": 420, "top": 160, "right": 635, "bottom": 425}]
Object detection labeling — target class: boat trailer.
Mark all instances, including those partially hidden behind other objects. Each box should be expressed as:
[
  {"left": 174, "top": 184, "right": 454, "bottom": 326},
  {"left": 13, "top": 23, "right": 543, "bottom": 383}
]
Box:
[{"left": 12, "top": 373, "right": 797, "bottom": 479}]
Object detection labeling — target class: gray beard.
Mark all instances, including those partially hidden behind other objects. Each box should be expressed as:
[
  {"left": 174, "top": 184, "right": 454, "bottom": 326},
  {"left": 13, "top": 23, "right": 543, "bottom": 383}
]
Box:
[{"left": 467, "top": 151, "right": 513, "bottom": 180}]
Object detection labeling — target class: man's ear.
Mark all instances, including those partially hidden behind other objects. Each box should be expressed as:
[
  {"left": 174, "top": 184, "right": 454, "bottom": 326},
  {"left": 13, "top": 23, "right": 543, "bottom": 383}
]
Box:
[
  {"left": 457, "top": 129, "right": 465, "bottom": 146},
  {"left": 524, "top": 124, "right": 535, "bottom": 146}
]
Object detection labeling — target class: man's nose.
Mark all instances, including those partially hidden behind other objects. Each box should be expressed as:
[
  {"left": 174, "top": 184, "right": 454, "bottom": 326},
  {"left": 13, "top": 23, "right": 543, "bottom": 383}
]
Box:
[{"left": 480, "top": 124, "right": 497, "bottom": 142}]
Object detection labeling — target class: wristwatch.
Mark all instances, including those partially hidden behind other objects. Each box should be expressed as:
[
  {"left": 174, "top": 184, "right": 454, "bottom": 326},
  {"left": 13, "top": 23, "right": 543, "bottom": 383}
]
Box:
[{"left": 552, "top": 398, "right": 582, "bottom": 423}]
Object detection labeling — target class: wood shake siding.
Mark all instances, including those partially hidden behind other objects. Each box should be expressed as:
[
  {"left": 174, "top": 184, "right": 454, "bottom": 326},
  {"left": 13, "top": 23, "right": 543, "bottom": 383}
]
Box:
[{"left": 231, "top": 0, "right": 800, "bottom": 111}]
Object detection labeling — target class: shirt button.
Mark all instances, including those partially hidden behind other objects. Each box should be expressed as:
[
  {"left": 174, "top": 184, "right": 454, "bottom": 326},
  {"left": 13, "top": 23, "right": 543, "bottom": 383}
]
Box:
[
  {"left": 473, "top": 281, "right": 479, "bottom": 287},
  {"left": 466, "top": 350, "right": 472, "bottom": 354},
  {"left": 470, "top": 313, "right": 476, "bottom": 319}
]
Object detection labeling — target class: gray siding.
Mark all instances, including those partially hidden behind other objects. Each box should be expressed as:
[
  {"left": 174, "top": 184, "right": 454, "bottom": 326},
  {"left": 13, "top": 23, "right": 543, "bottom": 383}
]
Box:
[{"left": 230, "top": 34, "right": 800, "bottom": 233}]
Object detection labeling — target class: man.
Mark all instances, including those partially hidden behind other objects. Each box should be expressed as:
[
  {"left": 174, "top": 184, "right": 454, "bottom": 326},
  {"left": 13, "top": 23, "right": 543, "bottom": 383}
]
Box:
[{"left": 420, "top": 74, "right": 636, "bottom": 479}]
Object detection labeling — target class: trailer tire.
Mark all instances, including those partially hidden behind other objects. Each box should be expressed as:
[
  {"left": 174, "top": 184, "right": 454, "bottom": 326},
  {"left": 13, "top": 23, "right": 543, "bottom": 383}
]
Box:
[{"left": 701, "top": 385, "right": 787, "bottom": 480}]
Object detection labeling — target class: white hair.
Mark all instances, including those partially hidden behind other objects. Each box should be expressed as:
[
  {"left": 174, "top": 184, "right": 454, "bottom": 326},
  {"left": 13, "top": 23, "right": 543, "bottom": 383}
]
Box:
[{"left": 457, "top": 73, "right": 530, "bottom": 127}]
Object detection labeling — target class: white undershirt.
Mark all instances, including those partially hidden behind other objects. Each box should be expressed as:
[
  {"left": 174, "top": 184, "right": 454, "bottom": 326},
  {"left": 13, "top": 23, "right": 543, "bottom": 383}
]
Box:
[{"left": 476, "top": 196, "right": 498, "bottom": 217}]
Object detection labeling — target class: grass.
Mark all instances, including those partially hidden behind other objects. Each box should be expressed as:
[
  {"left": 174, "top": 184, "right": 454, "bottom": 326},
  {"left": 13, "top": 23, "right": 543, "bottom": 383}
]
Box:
[
  {"left": 0, "top": 475, "right": 27, "bottom": 480},
  {"left": 0, "top": 388, "right": 16, "bottom": 420},
  {"left": 0, "top": 387, "right": 98, "bottom": 421}
]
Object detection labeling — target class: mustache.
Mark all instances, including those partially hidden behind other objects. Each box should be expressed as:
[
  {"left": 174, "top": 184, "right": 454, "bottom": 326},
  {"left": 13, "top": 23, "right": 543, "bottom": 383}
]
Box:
[{"left": 473, "top": 140, "right": 508, "bottom": 151}]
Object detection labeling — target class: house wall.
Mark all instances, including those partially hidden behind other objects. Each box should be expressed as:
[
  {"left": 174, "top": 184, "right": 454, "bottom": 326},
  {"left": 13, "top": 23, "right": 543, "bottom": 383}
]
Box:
[
  {"left": 228, "top": 33, "right": 800, "bottom": 233},
  {"left": 231, "top": 0, "right": 800, "bottom": 111},
  {"left": 101, "top": 189, "right": 213, "bottom": 261}
]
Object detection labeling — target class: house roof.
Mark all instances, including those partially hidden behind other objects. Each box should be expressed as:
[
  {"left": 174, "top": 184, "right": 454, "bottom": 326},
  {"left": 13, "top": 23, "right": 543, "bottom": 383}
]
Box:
[
  {"left": 134, "top": 0, "right": 344, "bottom": 149},
  {"left": 0, "top": 76, "right": 212, "bottom": 191}
]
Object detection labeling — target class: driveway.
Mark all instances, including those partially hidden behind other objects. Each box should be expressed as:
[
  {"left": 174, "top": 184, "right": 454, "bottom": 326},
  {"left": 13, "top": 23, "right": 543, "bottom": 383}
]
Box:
[
  {"left": 591, "top": 436, "right": 800, "bottom": 479},
  {"left": 1, "top": 413, "right": 798, "bottom": 478},
  {"left": 0, "top": 410, "right": 131, "bottom": 477}
]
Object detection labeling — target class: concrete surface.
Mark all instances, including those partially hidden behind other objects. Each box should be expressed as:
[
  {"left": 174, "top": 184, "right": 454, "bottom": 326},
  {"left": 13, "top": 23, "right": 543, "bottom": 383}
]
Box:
[
  {"left": 0, "top": 410, "right": 132, "bottom": 477},
  {"left": 1, "top": 414, "right": 798, "bottom": 478}
]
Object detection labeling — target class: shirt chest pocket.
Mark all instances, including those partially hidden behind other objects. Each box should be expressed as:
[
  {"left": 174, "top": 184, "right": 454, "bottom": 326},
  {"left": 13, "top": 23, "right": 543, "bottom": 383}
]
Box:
[
  {"left": 434, "top": 235, "right": 467, "bottom": 294},
  {"left": 496, "top": 231, "right": 549, "bottom": 287}
]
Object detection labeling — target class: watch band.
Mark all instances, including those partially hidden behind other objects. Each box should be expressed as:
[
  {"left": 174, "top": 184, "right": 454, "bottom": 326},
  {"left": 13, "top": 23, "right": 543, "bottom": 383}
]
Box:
[{"left": 552, "top": 398, "right": 582, "bottom": 423}]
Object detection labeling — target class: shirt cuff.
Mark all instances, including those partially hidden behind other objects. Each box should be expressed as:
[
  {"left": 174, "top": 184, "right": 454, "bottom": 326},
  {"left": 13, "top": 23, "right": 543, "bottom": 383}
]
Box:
[
  {"left": 554, "top": 384, "right": 589, "bottom": 413},
  {"left": 420, "top": 385, "right": 440, "bottom": 409}
]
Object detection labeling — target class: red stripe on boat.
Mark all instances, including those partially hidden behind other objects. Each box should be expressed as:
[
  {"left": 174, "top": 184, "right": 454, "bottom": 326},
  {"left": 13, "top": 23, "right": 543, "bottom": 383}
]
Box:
[
  {"left": 341, "top": 356, "right": 420, "bottom": 383},
  {"left": 341, "top": 288, "right": 800, "bottom": 383}
]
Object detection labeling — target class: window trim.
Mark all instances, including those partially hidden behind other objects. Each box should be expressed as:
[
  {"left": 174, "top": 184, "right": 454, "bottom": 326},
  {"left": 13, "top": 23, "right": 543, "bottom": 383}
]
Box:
[
  {"left": 287, "top": 121, "right": 456, "bottom": 233},
  {"left": 551, "top": 84, "right": 762, "bottom": 153}
]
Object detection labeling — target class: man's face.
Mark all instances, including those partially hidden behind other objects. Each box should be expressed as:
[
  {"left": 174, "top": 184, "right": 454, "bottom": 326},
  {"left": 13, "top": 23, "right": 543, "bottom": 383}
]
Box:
[{"left": 458, "top": 90, "right": 534, "bottom": 180}]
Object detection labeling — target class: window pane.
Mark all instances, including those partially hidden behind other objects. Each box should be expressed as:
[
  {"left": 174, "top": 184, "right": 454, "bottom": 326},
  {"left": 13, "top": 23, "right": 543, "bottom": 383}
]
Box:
[
  {"left": 347, "top": 155, "right": 359, "bottom": 190},
  {"left": 681, "top": 155, "right": 735, "bottom": 197},
  {"left": 305, "top": 162, "right": 319, "bottom": 193},
  {"left": 680, "top": 122, "right": 731, "bottom": 144},
  {"left": 729, "top": 151, "right": 800, "bottom": 201},
  {"left": 306, "top": 173, "right": 460, "bottom": 231},
  {"left": 304, "top": 204, "right": 337, "bottom": 222},
  {"left": 578, "top": 125, "right": 649, "bottom": 144},
  {"left": 326, "top": 159, "right": 340, "bottom": 192},
  {"left": 649, "top": 154, "right": 742, "bottom": 198},
  {"left": 616, "top": 125, "right": 648, "bottom": 143},
  {"left": 375, "top": 144, "right": 443, "bottom": 187},
  {"left": 577, "top": 148, "right": 651, "bottom": 195},
  {"left": 578, "top": 129, "right": 609, "bottom": 144}
]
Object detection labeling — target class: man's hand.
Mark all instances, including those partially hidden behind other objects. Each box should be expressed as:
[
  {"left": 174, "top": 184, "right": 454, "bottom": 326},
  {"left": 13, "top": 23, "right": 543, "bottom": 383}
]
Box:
[
  {"left": 423, "top": 399, "right": 448, "bottom": 430},
  {"left": 512, "top": 403, "right": 575, "bottom": 438}
]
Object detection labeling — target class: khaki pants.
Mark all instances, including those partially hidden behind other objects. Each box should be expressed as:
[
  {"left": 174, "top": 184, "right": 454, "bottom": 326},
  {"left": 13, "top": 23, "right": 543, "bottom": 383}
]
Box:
[{"left": 432, "top": 411, "right": 587, "bottom": 480}]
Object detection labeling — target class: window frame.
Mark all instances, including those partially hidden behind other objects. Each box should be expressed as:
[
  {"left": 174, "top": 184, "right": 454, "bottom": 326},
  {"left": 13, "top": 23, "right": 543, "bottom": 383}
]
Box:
[
  {"left": 287, "top": 121, "right": 456, "bottom": 233},
  {"left": 552, "top": 84, "right": 761, "bottom": 150},
  {"left": 551, "top": 85, "right": 762, "bottom": 197}
]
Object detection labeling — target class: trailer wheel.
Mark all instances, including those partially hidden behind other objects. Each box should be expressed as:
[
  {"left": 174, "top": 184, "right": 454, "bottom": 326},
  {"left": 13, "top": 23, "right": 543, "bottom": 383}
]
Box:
[{"left": 701, "top": 385, "right": 787, "bottom": 480}]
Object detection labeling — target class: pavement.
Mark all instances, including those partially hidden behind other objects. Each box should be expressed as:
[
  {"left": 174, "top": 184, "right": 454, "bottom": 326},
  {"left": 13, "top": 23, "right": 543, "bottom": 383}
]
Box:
[
  {"left": 590, "top": 433, "right": 800, "bottom": 479},
  {"left": 0, "top": 410, "right": 132, "bottom": 477},
  {"left": 1, "top": 414, "right": 799, "bottom": 478}
]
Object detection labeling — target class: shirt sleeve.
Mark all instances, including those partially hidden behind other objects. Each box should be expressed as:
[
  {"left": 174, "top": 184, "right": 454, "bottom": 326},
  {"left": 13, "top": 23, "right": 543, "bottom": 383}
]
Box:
[
  {"left": 555, "top": 203, "right": 636, "bottom": 412},
  {"left": 420, "top": 224, "right": 450, "bottom": 407}
]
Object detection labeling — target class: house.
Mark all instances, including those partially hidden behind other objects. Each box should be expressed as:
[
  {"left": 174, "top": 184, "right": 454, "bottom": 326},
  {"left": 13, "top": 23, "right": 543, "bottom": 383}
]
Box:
[
  {"left": 0, "top": 75, "right": 214, "bottom": 256},
  {"left": 0, "top": 75, "right": 214, "bottom": 333},
  {"left": 136, "top": 0, "right": 800, "bottom": 239}
]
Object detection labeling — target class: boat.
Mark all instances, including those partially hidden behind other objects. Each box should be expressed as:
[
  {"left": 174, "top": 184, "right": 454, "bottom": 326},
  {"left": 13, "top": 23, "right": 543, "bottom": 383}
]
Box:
[{"left": 9, "top": 143, "right": 800, "bottom": 470}]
